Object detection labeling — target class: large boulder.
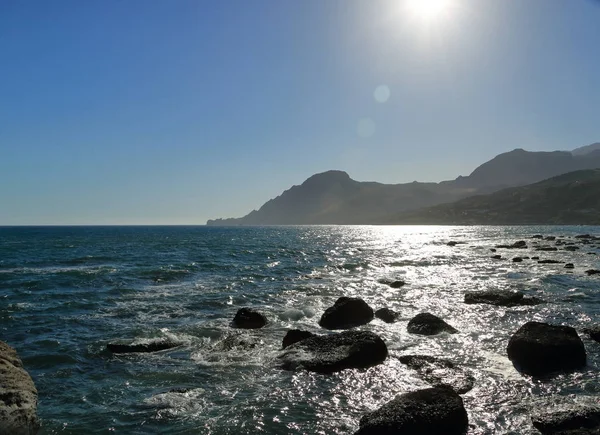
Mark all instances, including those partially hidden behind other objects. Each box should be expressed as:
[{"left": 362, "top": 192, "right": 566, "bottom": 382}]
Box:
[
  {"left": 506, "top": 322, "right": 586, "bottom": 376},
  {"left": 282, "top": 329, "right": 315, "bottom": 349},
  {"left": 398, "top": 355, "right": 474, "bottom": 394},
  {"left": 232, "top": 308, "right": 267, "bottom": 329},
  {"left": 354, "top": 386, "right": 468, "bottom": 435},
  {"left": 0, "top": 341, "right": 40, "bottom": 435},
  {"left": 464, "top": 290, "right": 541, "bottom": 307},
  {"left": 407, "top": 313, "right": 458, "bottom": 335},
  {"left": 319, "top": 297, "right": 374, "bottom": 330},
  {"left": 107, "top": 339, "right": 181, "bottom": 354},
  {"left": 278, "top": 330, "right": 387, "bottom": 374},
  {"left": 532, "top": 404, "right": 600, "bottom": 434}
]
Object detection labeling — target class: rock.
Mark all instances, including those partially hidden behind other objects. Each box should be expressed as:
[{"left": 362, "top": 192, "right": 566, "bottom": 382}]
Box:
[
  {"left": 585, "top": 269, "right": 600, "bottom": 276},
  {"left": 319, "top": 297, "right": 374, "bottom": 330},
  {"left": 378, "top": 279, "right": 406, "bottom": 288},
  {"left": 538, "top": 259, "right": 563, "bottom": 264},
  {"left": 212, "top": 333, "right": 259, "bottom": 351},
  {"left": 507, "top": 322, "right": 586, "bottom": 376},
  {"left": 564, "top": 263, "right": 575, "bottom": 269},
  {"left": 532, "top": 405, "right": 600, "bottom": 434},
  {"left": 282, "top": 329, "right": 315, "bottom": 349},
  {"left": 232, "top": 307, "right": 267, "bottom": 329},
  {"left": 446, "top": 241, "right": 458, "bottom": 247},
  {"left": 564, "top": 246, "right": 580, "bottom": 251},
  {"left": 374, "top": 308, "right": 398, "bottom": 323},
  {"left": 0, "top": 341, "right": 40, "bottom": 435},
  {"left": 107, "top": 339, "right": 181, "bottom": 354},
  {"left": 582, "top": 327, "right": 600, "bottom": 343},
  {"left": 532, "top": 235, "right": 544, "bottom": 239},
  {"left": 398, "top": 355, "right": 474, "bottom": 394},
  {"left": 407, "top": 313, "right": 458, "bottom": 335},
  {"left": 279, "top": 330, "right": 387, "bottom": 374},
  {"left": 496, "top": 240, "right": 527, "bottom": 249},
  {"left": 545, "top": 236, "right": 556, "bottom": 241},
  {"left": 490, "top": 248, "right": 497, "bottom": 252},
  {"left": 491, "top": 255, "right": 502, "bottom": 260},
  {"left": 532, "top": 256, "right": 540, "bottom": 260},
  {"left": 354, "top": 386, "right": 469, "bottom": 435},
  {"left": 464, "top": 290, "right": 541, "bottom": 307},
  {"left": 537, "top": 247, "right": 559, "bottom": 252},
  {"left": 575, "top": 234, "right": 593, "bottom": 239},
  {"left": 513, "top": 257, "right": 523, "bottom": 262}
]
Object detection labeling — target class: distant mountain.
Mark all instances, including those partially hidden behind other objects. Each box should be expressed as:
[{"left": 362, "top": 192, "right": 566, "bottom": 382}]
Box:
[
  {"left": 572, "top": 142, "right": 600, "bottom": 156},
  {"left": 386, "top": 169, "right": 600, "bottom": 225},
  {"left": 206, "top": 144, "right": 600, "bottom": 226},
  {"left": 206, "top": 170, "right": 478, "bottom": 225}
]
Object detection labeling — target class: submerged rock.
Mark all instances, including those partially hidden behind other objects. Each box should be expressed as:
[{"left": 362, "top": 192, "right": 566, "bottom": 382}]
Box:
[
  {"left": 212, "top": 333, "right": 259, "bottom": 351},
  {"left": 232, "top": 308, "right": 267, "bottom": 329},
  {"left": 279, "top": 330, "right": 387, "bottom": 374},
  {"left": 564, "top": 263, "right": 575, "bottom": 269},
  {"left": 379, "top": 279, "right": 406, "bottom": 288},
  {"left": 398, "top": 355, "right": 474, "bottom": 394},
  {"left": 464, "top": 290, "right": 541, "bottom": 307},
  {"left": 319, "top": 297, "right": 374, "bottom": 330},
  {"left": 282, "top": 329, "right": 315, "bottom": 349},
  {"left": 0, "top": 341, "right": 40, "bottom": 435},
  {"left": 107, "top": 339, "right": 181, "bottom": 354},
  {"left": 407, "top": 313, "right": 458, "bottom": 335},
  {"left": 585, "top": 269, "right": 600, "bottom": 276},
  {"left": 491, "top": 255, "right": 502, "bottom": 260},
  {"left": 507, "top": 322, "right": 586, "bottom": 376},
  {"left": 538, "top": 259, "right": 563, "bottom": 264},
  {"left": 354, "top": 386, "right": 468, "bottom": 435},
  {"left": 512, "top": 257, "right": 523, "bottom": 262},
  {"left": 582, "top": 326, "right": 600, "bottom": 343},
  {"left": 374, "top": 308, "right": 398, "bottom": 323},
  {"left": 496, "top": 240, "right": 527, "bottom": 249},
  {"left": 532, "top": 404, "right": 600, "bottom": 434},
  {"left": 537, "top": 247, "right": 559, "bottom": 252}
]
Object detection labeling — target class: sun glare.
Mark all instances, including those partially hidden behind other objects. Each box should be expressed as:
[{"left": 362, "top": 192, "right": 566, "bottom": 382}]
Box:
[{"left": 406, "top": 0, "right": 452, "bottom": 22}]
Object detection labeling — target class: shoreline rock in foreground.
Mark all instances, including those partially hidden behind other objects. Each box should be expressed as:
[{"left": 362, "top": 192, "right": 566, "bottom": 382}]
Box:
[
  {"left": 507, "top": 321, "right": 586, "bottom": 376},
  {"left": 0, "top": 340, "right": 40, "bottom": 435},
  {"left": 532, "top": 404, "right": 600, "bottom": 434},
  {"left": 319, "top": 297, "right": 374, "bottom": 330},
  {"left": 232, "top": 308, "right": 268, "bottom": 329},
  {"left": 354, "top": 386, "right": 468, "bottom": 435},
  {"left": 278, "top": 330, "right": 387, "bottom": 374},
  {"left": 407, "top": 313, "right": 458, "bottom": 335}
]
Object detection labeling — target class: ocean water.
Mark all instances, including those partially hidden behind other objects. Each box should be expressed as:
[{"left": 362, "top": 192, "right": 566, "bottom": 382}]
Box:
[{"left": 1, "top": 225, "right": 599, "bottom": 434}]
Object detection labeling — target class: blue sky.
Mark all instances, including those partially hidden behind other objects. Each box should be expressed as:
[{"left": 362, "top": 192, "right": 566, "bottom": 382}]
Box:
[{"left": 1, "top": 0, "right": 599, "bottom": 224}]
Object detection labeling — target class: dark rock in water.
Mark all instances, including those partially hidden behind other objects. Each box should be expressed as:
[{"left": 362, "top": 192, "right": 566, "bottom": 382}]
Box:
[
  {"left": 107, "top": 339, "right": 181, "bottom": 354},
  {"left": 532, "top": 256, "right": 540, "bottom": 260},
  {"left": 507, "top": 321, "right": 586, "bottom": 376},
  {"left": 491, "top": 255, "right": 502, "bottom": 260},
  {"left": 354, "top": 386, "right": 468, "bottom": 435},
  {"left": 575, "top": 234, "right": 593, "bottom": 239},
  {"left": 532, "top": 235, "right": 544, "bottom": 239},
  {"left": 582, "top": 326, "right": 600, "bottom": 343},
  {"left": 490, "top": 248, "right": 497, "bottom": 252},
  {"left": 378, "top": 279, "right": 406, "bottom": 288},
  {"left": 532, "top": 405, "right": 600, "bottom": 435},
  {"left": 537, "top": 246, "right": 559, "bottom": 252},
  {"left": 374, "top": 308, "right": 398, "bottom": 323},
  {"left": 0, "top": 341, "right": 40, "bottom": 435},
  {"left": 496, "top": 240, "right": 527, "bottom": 249},
  {"left": 564, "top": 246, "right": 580, "bottom": 251},
  {"left": 213, "top": 333, "right": 259, "bottom": 351},
  {"left": 446, "top": 241, "right": 458, "bottom": 247},
  {"left": 319, "top": 297, "right": 374, "bottom": 330},
  {"left": 464, "top": 290, "right": 541, "bottom": 307},
  {"left": 232, "top": 307, "right": 268, "bottom": 329},
  {"left": 538, "top": 259, "right": 563, "bottom": 264},
  {"left": 398, "top": 355, "right": 475, "bottom": 394},
  {"left": 564, "top": 263, "right": 575, "bottom": 269},
  {"left": 513, "top": 257, "right": 523, "bottom": 262},
  {"left": 407, "top": 313, "right": 458, "bottom": 335},
  {"left": 545, "top": 236, "right": 556, "bottom": 241},
  {"left": 585, "top": 269, "right": 600, "bottom": 276},
  {"left": 282, "top": 329, "right": 315, "bottom": 349},
  {"left": 279, "top": 330, "right": 387, "bottom": 374}
]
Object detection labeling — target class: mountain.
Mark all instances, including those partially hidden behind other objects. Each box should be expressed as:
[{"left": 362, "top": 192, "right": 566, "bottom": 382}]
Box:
[
  {"left": 206, "top": 144, "right": 600, "bottom": 226},
  {"left": 206, "top": 170, "right": 478, "bottom": 225},
  {"left": 572, "top": 142, "right": 600, "bottom": 156},
  {"left": 386, "top": 169, "right": 600, "bottom": 225}
]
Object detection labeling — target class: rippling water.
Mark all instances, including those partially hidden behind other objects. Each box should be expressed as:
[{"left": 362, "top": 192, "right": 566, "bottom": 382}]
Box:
[{"left": 1, "top": 225, "right": 599, "bottom": 434}]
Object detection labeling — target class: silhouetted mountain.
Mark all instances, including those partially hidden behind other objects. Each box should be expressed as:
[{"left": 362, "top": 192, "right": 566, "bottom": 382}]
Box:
[
  {"left": 572, "top": 142, "right": 600, "bottom": 156},
  {"left": 387, "top": 170, "right": 600, "bottom": 225},
  {"left": 446, "top": 148, "right": 600, "bottom": 189},
  {"left": 206, "top": 170, "right": 478, "bottom": 225},
  {"left": 206, "top": 144, "right": 600, "bottom": 226}
]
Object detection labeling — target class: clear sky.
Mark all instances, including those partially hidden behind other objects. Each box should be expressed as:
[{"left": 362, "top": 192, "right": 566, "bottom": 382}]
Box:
[{"left": 1, "top": 0, "right": 599, "bottom": 225}]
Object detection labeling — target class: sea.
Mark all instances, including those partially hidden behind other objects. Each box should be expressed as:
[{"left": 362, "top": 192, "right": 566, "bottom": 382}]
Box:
[{"left": 1, "top": 225, "right": 599, "bottom": 434}]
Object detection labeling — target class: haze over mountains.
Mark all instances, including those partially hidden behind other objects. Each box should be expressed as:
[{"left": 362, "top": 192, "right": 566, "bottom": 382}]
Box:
[{"left": 206, "top": 144, "right": 600, "bottom": 226}]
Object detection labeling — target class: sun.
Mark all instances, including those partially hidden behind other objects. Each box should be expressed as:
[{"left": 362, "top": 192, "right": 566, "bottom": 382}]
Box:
[{"left": 406, "top": 0, "right": 452, "bottom": 22}]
